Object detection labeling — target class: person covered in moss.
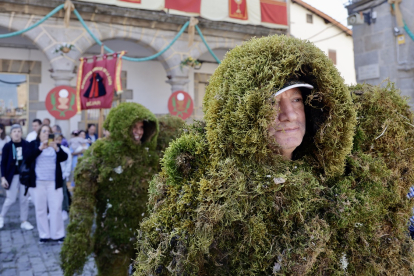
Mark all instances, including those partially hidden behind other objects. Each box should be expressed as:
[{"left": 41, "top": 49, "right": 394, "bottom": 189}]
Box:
[
  {"left": 60, "top": 102, "right": 180, "bottom": 276},
  {"left": 134, "top": 35, "right": 414, "bottom": 275}
]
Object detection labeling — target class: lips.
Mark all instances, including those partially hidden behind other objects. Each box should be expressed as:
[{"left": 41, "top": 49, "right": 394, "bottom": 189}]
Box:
[{"left": 276, "top": 127, "right": 299, "bottom": 132}]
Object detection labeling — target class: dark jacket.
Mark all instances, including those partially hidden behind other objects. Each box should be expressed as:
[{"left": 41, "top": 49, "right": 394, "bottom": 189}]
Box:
[
  {"left": 0, "top": 139, "right": 29, "bottom": 189},
  {"left": 85, "top": 133, "right": 98, "bottom": 143},
  {"left": 26, "top": 140, "right": 68, "bottom": 190}
]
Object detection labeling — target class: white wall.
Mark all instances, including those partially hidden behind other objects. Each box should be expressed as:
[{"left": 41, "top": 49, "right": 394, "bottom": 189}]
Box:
[
  {"left": 290, "top": 1, "right": 356, "bottom": 85},
  {"left": 121, "top": 59, "right": 171, "bottom": 114}
]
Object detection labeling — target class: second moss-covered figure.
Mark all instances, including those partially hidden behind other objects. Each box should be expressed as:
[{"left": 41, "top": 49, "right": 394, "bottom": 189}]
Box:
[{"left": 60, "top": 103, "right": 183, "bottom": 276}]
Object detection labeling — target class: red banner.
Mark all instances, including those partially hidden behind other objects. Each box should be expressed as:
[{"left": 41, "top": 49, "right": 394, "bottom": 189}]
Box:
[
  {"left": 77, "top": 54, "right": 119, "bottom": 110},
  {"left": 118, "top": 0, "right": 141, "bottom": 3},
  {"left": 229, "top": 0, "right": 248, "bottom": 20},
  {"left": 260, "top": 0, "right": 288, "bottom": 26},
  {"left": 165, "top": 0, "right": 201, "bottom": 13}
]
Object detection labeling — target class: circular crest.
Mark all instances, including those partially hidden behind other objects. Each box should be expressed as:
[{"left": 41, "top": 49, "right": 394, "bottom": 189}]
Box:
[
  {"left": 45, "top": 85, "right": 78, "bottom": 120},
  {"left": 168, "top": 91, "right": 194, "bottom": 120}
]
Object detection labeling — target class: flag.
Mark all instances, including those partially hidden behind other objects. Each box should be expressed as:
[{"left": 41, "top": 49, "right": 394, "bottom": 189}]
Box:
[
  {"left": 229, "top": 0, "right": 248, "bottom": 20},
  {"left": 77, "top": 54, "right": 119, "bottom": 110},
  {"left": 260, "top": 0, "right": 288, "bottom": 25},
  {"left": 165, "top": 0, "right": 201, "bottom": 14}
]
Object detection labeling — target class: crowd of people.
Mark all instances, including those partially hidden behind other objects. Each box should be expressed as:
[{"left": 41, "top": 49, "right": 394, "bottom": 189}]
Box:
[{"left": 0, "top": 118, "right": 100, "bottom": 243}]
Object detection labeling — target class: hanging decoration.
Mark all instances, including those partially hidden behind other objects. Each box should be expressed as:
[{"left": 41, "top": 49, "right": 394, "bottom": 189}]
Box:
[
  {"left": 45, "top": 85, "right": 78, "bottom": 119},
  {"left": 168, "top": 91, "right": 194, "bottom": 120},
  {"left": 229, "top": 0, "right": 248, "bottom": 20},
  {"left": 76, "top": 53, "right": 123, "bottom": 111},
  {"left": 260, "top": 0, "right": 288, "bottom": 25}
]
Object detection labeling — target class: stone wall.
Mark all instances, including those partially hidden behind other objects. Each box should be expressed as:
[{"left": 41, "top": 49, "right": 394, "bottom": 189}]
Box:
[{"left": 348, "top": 0, "right": 414, "bottom": 106}]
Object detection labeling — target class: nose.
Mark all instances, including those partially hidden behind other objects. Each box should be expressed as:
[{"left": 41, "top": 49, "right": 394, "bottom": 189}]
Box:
[{"left": 277, "top": 99, "right": 297, "bottom": 122}]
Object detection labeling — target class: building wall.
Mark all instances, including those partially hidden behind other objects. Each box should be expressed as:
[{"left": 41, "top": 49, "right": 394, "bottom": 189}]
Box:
[
  {"left": 290, "top": 1, "right": 356, "bottom": 85},
  {"left": 349, "top": 0, "right": 414, "bottom": 107}
]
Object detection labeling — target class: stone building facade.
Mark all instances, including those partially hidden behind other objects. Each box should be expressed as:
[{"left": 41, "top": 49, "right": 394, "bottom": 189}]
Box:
[
  {"left": 0, "top": 0, "right": 286, "bottom": 136},
  {"left": 346, "top": 0, "right": 414, "bottom": 106}
]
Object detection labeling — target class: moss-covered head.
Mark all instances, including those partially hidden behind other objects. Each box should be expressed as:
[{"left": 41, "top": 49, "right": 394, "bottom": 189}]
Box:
[
  {"left": 103, "top": 102, "right": 159, "bottom": 149},
  {"left": 204, "top": 35, "right": 356, "bottom": 176}
]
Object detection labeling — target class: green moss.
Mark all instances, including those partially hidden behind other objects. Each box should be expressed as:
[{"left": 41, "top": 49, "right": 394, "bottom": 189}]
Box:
[
  {"left": 134, "top": 36, "right": 414, "bottom": 275},
  {"left": 60, "top": 103, "right": 183, "bottom": 276}
]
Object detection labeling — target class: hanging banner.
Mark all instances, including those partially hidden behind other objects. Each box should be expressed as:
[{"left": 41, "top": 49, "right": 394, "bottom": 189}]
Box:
[
  {"left": 45, "top": 86, "right": 78, "bottom": 120},
  {"left": 168, "top": 91, "right": 194, "bottom": 120},
  {"left": 76, "top": 54, "right": 120, "bottom": 110},
  {"left": 165, "top": 0, "right": 201, "bottom": 14},
  {"left": 260, "top": 0, "right": 288, "bottom": 26},
  {"left": 229, "top": 0, "right": 248, "bottom": 20}
]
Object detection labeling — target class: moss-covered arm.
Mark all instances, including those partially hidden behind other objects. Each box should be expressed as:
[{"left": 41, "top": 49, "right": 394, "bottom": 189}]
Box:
[{"left": 60, "top": 148, "right": 98, "bottom": 276}]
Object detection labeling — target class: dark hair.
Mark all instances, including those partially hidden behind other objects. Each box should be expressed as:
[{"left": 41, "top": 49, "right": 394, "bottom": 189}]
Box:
[
  {"left": 79, "top": 130, "right": 86, "bottom": 135},
  {"left": 292, "top": 86, "right": 324, "bottom": 161},
  {"left": 36, "top": 124, "right": 53, "bottom": 140},
  {"left": 0, "top": 124, "right": 5, "bottom": 140},
  {"left": 33, "top": 119, "right": 42, "bottom": 125},
  {"left": 87, "top": 124, "right": 96, "bottom": 130}
]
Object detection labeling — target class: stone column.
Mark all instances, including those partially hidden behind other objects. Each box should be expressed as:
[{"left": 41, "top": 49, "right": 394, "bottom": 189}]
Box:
[{"left": 165, "top": 76, "right": 190, "bottom": 92}]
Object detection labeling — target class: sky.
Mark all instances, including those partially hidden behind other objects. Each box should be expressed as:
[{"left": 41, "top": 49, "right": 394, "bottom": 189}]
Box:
[{"left": 301, "top": 0, "right": 350, "bottom": 26}]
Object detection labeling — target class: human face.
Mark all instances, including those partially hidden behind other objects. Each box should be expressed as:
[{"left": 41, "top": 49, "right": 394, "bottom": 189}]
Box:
[
  {"left": 79, "top": 131, "right": 86, "bottom": 139},
  {"left": 43, "top": 119, "right": 50, "bottom": 126},
  {"left": 11, "top": 128, "right": 22, "bottom": 142},
  {"left": 54, "top": 136, "right": 62, "bottom": 144},
  {"left": 132, "top": 121, "right": 144, "bottom": 143},
  {"left": 269, "top": 88, "right": 306, "bottom": 160},
  {"left": 89, "top": 125, "right": 96, "bottom": 135},
  {"left": 52, "top": 125, "right": 58, "bottom": 133},
  {"left": 39, "top": 126, "right": 50, "bottom": 142},
  {"left": 32, "top": 121, "right": 40, "bottom": 132}
]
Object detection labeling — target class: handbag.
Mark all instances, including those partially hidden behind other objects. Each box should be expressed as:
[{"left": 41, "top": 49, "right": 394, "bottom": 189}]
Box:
[{"left": 19, "top": 160, "right": 31, "bottom": 186}]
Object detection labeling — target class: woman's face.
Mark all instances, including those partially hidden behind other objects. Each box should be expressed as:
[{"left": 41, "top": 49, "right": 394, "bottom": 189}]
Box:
[
  {"left": 39, "top": 126, "right": 50, "bottom": 142},
  {"left": 0, "top": 128, "right": 3, "bottom": 134},
  {"left": 132, "top": 121, "right": 144, "bottom": 143},
  {"left": 10, "top": 128, "right": 22, "bottom": 142}
]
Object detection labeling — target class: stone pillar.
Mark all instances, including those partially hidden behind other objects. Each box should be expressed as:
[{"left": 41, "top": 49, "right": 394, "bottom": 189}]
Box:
[
  {"left": 51, "top": 70, "right": 76, "bottom": 138},
  {"left": 166, "top": 76, "right": 190, "bottom": 92}
]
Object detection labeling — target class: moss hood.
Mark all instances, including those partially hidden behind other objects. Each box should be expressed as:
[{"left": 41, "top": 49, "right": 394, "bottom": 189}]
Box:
[
  {"left": 103, "top": 102, "right": 159, "bottom": 150},
  {"left": 204, "top": 35, "right": 356, "bottom": 176}
]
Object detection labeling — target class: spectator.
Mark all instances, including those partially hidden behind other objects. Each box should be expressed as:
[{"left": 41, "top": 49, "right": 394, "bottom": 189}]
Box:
[
  {"left": 26, "top": 119, "right": 42, "bottom": 142},
  {"left": 85, "top": 124, "right": 98, "bottom": 143},
  {"left": 0, "top": 124, "right": 34, "bottom": 230},
  {"left": 69, "top": 130, "right": 89, "bottom": 187},
  {"left": 52, "top": 125, "right": 69, "bottom": 147},
  {"left": 43, "top": 118, "right": 51, "bottom": 126},
  {"left": 0, "top": 123, "right": 11, "bottom": 168},
  {"left": 26, "top": 124, "right": 68, "bottom": 243},
  {"left": 54, "top": 134, "right": 72, "bottom": 221}
]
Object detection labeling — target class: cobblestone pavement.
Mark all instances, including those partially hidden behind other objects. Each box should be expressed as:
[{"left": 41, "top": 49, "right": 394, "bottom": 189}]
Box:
[{"left": 0, "top": 187, "right": 98, "bottom": 276}]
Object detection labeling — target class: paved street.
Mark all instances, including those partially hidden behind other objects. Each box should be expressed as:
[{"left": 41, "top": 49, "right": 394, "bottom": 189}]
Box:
[{"left": 0, "top": 187, "right": 97, "bottom": 276}]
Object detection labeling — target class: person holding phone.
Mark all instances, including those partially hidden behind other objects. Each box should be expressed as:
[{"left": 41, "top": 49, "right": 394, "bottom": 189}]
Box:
[
  {"left": 26, "top": 124, "right": 68, "bottom": 244},
  {"left": 0, "top": 124, "right": 33, "bottom": 230}
]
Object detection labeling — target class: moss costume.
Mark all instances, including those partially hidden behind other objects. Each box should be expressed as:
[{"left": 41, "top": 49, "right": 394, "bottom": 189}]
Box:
[
  {"left": 134, "top": 35, "right": 414, "bottom": 275},
  {"left": 60, "top": 103, "right": 184, "bottom": 276}
]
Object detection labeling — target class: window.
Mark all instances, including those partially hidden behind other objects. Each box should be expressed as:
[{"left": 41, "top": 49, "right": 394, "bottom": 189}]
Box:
[
  {"left": 0, "top": 73, "right": 28, "bottom": 136},
  {"left": 328, "top": 49, "right": 337, "bottom": 65},
  {"left": 306, "top": 14, "right": 313, "bottom": 23}
]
